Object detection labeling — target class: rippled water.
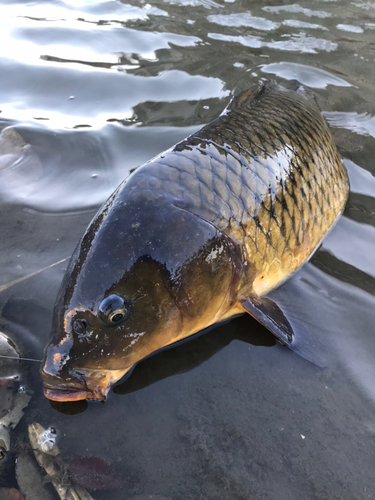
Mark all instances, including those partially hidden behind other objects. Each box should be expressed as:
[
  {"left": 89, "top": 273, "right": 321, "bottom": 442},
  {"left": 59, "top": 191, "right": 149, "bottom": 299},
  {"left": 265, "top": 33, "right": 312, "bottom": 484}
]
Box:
[{"left": 0, "top": 0, "right": 375, "bottom": 499}]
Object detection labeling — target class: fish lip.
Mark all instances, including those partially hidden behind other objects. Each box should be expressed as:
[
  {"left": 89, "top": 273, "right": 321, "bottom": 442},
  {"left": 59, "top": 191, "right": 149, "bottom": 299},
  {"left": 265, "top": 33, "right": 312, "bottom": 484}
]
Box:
[
  {"left": 43, "top": 384, "right": 107, "bottom": 402},
  {"left": 41, "top": 366, "right": 129, "bottom": 402},
  {"left": 40, "top": 363, "right": 109, "bottom": 402},
  {"left": 41, "top": 370, "right": 108, "bottom": 402}
]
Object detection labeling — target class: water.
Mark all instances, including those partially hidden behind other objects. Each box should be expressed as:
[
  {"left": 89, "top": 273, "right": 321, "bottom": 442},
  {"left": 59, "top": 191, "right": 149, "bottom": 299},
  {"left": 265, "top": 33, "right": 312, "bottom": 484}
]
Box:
[{"left": 0, "top": 0, "right": 375, "bottom": 498}]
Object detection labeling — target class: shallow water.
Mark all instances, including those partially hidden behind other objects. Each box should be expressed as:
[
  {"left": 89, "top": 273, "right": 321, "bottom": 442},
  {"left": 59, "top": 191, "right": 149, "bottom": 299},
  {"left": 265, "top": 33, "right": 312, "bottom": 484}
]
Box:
[{"left": 0, "top": 0, "right": 375, "bottom": 498}]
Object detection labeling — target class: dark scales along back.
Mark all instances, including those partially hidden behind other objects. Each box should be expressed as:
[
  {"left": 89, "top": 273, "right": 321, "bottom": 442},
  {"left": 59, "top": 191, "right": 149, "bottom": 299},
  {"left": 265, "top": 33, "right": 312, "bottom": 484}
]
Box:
[{"left": 140, "top": 80, "right": 348, "bottom": 297}]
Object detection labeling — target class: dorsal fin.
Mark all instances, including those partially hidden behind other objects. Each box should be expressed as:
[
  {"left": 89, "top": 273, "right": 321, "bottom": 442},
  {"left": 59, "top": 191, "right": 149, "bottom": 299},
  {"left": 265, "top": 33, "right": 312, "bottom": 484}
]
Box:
[
  {"left": 226, "top": 80, "right": 281, "bottom": 111},
  {"left": 227, "top": 88, "right": 254, "bottom": 109},
  {"left": 295, "top": 82, "right": 330, "bottom": 111}
]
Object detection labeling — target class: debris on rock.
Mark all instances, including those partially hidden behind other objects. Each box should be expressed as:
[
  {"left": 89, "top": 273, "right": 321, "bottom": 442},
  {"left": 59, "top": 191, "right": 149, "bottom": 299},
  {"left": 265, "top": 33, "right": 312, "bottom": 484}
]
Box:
[
  {"left": 28, "top": 422, "right": 94, "bottom": 500},
  {"left": 16, "top": 452, "right": 54, "bottom": 500}
]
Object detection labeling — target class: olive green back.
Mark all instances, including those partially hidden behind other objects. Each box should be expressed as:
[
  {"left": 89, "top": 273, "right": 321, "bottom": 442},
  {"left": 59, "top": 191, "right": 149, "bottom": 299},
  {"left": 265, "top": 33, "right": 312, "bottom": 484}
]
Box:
[{"left": 142, "top": 81, "right": 349, "bottom": 295}]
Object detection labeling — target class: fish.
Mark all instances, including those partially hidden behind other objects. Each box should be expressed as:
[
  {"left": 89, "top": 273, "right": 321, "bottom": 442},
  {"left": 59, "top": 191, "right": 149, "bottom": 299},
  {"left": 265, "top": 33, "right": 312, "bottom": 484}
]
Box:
[{"left": 40, "top": 80, "right": 349, "bottom": 402}]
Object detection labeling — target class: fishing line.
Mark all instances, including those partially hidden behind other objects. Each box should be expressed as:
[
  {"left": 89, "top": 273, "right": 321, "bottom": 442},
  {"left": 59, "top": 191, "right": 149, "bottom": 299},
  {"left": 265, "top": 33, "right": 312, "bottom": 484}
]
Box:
[
  {"left": 0, "top": 256, "right": 69, "bottom": 294},
  {"left": 0, "top": 355, "right": 42, "bottom": 362},
  {"left": 0, "top": 257, "right": 70, "bottom": 363}
]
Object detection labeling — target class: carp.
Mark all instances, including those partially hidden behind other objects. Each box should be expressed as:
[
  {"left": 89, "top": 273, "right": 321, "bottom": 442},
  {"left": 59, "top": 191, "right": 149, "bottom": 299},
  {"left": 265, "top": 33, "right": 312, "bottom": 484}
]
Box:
[{"left": 41, "top": 80, "right": 349, "bottom": 402}]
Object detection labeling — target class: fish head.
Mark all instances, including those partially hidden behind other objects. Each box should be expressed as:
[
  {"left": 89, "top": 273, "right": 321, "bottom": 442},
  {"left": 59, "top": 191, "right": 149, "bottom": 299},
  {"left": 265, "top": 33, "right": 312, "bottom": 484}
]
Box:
[
  {"left": 41, "top": 253, "right": 184, "bottom": 402},
  {"left": 41, "top": 183, "right": 234, "bottom": 402}
]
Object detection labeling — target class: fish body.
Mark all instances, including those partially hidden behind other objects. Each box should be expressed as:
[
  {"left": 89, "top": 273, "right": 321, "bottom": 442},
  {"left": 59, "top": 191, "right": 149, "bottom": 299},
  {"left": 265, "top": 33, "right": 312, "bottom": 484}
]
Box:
[{"left": 41, "top": 81, "right": 349, "bottom": 402}]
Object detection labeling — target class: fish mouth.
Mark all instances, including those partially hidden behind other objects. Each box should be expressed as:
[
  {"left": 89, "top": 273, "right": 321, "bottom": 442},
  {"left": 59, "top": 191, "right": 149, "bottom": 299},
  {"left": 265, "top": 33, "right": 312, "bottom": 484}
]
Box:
[
  {"left": 43, "top": 384, "right": 107, "bottom": 402},
  {"left": 41, "top": 366, "right": 131, "bottom": 402},
  {"left": 41, "top": 365, "right": 111, "bottom": 402}
]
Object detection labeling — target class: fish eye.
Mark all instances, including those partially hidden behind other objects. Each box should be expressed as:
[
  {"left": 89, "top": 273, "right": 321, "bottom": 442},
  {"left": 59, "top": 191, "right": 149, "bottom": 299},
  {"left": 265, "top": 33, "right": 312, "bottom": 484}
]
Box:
[{"left": 98, "top": 294, "right": 130, "bottom": 325}]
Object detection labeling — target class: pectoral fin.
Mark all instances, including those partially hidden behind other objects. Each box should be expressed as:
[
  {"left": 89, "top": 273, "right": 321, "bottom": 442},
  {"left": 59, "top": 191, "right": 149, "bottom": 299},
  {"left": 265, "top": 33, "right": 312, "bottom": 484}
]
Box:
[{"left": 241, "top": 296, "right": 294, "bottom": 347}]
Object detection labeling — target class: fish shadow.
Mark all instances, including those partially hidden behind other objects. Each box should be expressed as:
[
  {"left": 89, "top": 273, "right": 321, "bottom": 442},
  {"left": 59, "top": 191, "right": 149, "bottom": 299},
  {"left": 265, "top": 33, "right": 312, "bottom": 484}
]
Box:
[{"left": 113, "top": 314, "right": 276, "bottom": 396}]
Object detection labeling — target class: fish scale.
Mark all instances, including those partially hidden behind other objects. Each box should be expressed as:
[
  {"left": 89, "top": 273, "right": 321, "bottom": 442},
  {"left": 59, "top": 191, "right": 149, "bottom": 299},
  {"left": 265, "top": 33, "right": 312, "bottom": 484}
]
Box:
[{"left": 148, "top": 81, "right": 348, "bottom": 296}]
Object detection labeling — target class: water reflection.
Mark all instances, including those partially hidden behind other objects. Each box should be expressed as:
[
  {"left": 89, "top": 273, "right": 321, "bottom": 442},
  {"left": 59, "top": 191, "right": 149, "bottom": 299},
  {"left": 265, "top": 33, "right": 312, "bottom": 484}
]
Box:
[
  {"left": 0, "top": 125, "right": 113, "bottom": 211},
  {"left": 261, "top": 61, "right": 351, "bottom": 88},
  {"left": 267, "top": 32, "right": 337, "bottom": 53},
  {"left": 322, "top": 216, "right": 375, "bottom": 279},
  {"left": 325, "top": 111, "right": 375, "bottom": 138},
  {"left": 163, "top": 0, "right": 223, "bottom": 7},
  {"left": 346, "top": 192, "right": 375, "bottom": 227},
  {"left": 208, "top": 31, "right": 338, "bottom": 53},
  {"left": 337, "top": 23, "right": 364, "bottom": 33},
  {"left": 0, "top": 65, "right": 224, "bottom": 127},
  {"left": 344, "top": 159, "right": 375, "bottom": 196},
  {"left": 312, "top": 249, "right": 375, "bottom": 297},
  {"left": 0, "top": 122, "right": 200, "bottom": 211},
  {"left": 262, "top": 4, "right": 332, "bottom": 18},
  {"left": 282, "top": 19, "right": 328, "bottom": 30},
  {"left": 207, "top": 13, "right": 279, "bottom": 30}
]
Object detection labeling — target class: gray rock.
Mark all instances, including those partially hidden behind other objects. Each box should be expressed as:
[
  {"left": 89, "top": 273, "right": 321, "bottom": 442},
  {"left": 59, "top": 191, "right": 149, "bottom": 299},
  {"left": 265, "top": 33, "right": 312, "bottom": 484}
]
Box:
[{"left": 15, "top": 453, "right": 54, "bottom": 500}]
